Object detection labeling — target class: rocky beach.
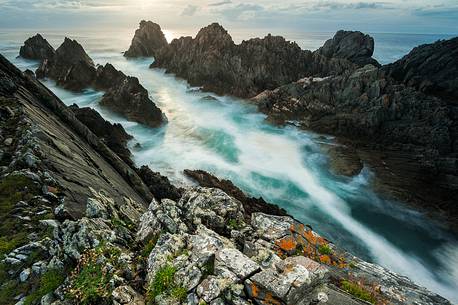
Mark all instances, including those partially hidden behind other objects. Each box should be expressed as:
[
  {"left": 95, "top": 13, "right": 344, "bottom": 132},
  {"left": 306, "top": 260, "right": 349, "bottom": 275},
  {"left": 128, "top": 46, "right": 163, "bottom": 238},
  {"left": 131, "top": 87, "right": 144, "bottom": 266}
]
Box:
[{"left": 0, "top": 17, "right": 457, "bottom": 305}]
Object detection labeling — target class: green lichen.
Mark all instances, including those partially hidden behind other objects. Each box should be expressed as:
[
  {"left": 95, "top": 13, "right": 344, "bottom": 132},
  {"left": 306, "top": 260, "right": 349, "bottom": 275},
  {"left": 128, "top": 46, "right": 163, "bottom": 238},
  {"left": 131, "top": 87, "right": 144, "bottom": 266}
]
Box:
[{"left": 341, "top": 280, "right": 376, "bottom": 304}]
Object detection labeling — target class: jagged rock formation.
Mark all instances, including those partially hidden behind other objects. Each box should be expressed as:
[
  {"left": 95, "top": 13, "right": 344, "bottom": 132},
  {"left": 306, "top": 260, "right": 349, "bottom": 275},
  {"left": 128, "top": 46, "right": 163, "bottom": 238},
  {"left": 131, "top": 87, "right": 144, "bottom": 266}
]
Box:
[
  {"left": 1, "top": 54, "right": 451, "bottom": 305},
  {"left": 151, "top": 23, "right": 355, "bottom": 98},
  {"left": 316, "top": 30, "right": 380, "bottom": 67},
  {"left": 69, "top": 104, "right": 134, "bottom": 166},
  {"left": 383, "top": 37, "right": 458, "bottom": 101},
  {"left": 124, "top": 20, "right": 168, "bottom": 58},
  {"left": 26, "top": 37, "right": 166, "bottom": 127},
  {"left": 137, "top": 165, "right": 183, "bottom": 202},
  {"left": 36, "top": 37, "right": 96, "bottom": 91},
  {"left": 19, "top": 34, "right": 55, "bottom": 61}
]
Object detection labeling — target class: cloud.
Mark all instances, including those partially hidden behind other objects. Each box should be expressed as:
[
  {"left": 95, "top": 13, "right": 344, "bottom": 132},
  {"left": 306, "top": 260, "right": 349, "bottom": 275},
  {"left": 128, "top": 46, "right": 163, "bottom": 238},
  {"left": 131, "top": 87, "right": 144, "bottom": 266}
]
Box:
[
  {"left": 208, "top": 0, "right": 231, "bottom": 6},
  {"left": 181, "top": 4, "right": 198, "bottom": 16},
  {"left": 414, "top": 4, "right": 458, "bottom": 19}
]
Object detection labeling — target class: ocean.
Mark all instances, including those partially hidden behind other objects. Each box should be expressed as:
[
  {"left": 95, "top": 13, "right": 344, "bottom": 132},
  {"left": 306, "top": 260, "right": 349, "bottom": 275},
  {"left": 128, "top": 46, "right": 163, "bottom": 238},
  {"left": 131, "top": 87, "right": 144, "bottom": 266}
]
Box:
[{"left": 1, "top": 28, "right": 457, "bottom": 302}]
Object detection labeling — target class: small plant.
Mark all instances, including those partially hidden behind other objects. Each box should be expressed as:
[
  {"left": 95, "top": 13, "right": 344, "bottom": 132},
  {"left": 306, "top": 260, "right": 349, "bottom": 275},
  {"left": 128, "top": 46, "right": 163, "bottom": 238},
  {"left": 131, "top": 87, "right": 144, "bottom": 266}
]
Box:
[
  {"left": 24, "top": 269, "right": 65, "bottom": 305},
  {"left": 341, "top": 280, "right": 376, "bottom": 304},
  {"left": 147, "top": 264, "right": 187, "bottom": 302},
  {"left": 318, "top": 244, "right": 332, "bottom": 255},
  {"left": 66, "top": 246, "right": 120, "bottom": 305},
  {"left": 201, "top": 257, "right": 214, "bottom": 277},
  {"left": 227, "top": 218, "right": 243, "bottom": 230},
  {"left": 141, "top": 234, "right": 160, "bottom": 258}
]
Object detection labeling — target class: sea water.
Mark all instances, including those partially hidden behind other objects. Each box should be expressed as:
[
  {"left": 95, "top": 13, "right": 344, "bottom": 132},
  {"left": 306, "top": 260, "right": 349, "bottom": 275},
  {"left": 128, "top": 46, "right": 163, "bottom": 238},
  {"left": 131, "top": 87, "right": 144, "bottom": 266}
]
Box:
[{"left": 1, "top": 29, "right": 457, "bottom": 302}]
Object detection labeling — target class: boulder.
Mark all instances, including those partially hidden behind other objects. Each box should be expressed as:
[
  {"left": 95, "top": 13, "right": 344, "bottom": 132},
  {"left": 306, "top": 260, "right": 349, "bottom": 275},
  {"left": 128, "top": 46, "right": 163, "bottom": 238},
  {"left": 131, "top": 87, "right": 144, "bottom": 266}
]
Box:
[
  {"left": 124, "top": 20, "right": 168, "bottom": 57},
  {"left": 316, "top": 30, "right": 380, "bottom": 67},
  {"left": 36, "top": 37, "right": 96, "bottom": 91},
  {"left": 19, "top": 34, "right": 55, "bottom": 60},
  {"left": 136, "top": 165, "right": 183, "bottom": 201}
]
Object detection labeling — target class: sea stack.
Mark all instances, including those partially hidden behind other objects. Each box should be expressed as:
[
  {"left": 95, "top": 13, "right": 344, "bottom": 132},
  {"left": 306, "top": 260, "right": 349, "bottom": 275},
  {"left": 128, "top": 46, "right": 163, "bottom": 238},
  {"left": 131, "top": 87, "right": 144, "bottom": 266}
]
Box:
[
  {"left": 19, "top": 33, "right": 55, "bottom": 60},
  {"left": 124, "top": 20, "right": 168, "bottom": 57}
]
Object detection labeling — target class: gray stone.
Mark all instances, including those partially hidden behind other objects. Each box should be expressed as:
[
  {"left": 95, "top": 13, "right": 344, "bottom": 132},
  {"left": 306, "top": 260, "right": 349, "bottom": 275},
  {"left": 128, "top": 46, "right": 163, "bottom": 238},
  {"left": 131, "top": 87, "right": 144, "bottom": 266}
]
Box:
[
  {"left": 19, "top": 268, "right": 31, "bottom": 282},
  {"left": 215, "top": 248, "right": 259, "bottom": 280}
]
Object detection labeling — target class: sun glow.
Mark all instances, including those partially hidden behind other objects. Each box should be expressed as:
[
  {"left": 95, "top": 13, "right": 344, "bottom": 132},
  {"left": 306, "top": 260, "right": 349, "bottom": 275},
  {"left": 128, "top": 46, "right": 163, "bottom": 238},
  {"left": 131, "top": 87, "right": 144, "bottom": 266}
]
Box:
[{"left": 162, "top": 30, "right": 175, "bottom": 43}]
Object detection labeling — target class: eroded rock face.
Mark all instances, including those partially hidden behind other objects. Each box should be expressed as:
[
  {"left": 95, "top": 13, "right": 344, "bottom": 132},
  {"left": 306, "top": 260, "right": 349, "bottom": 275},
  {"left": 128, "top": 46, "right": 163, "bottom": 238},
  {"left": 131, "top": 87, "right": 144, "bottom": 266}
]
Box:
[
  {"left": 316, "top": 30, "right": 380, "bottom": 67},
  {"left": 383, "top": 37, "right": 458, "bottom": 101},
  {"left": 124, "top": 20, "right": 168, "bottom": 58},
  {"left": 19, "top": 34, "right": 55, "bottom": 61},
  {"left": 136, "top": 165, "right": 183, "bottom": 201},
  {"left": 36, "top": 37, "right": 96, "bottom": 91},
  {"left": 152, "top": 23, "right": 355, "bottom": 98}
]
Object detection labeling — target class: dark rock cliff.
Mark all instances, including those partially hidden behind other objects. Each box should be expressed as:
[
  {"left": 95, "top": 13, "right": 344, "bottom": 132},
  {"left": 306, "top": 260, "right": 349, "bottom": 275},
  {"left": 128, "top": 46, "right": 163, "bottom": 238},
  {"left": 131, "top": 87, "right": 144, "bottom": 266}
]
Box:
[
  {"left": 151, "top": 23, "right": 356, "bottom": 98},
  {"left": 19, "top": 34, "right": 55, "bottom": 61}
]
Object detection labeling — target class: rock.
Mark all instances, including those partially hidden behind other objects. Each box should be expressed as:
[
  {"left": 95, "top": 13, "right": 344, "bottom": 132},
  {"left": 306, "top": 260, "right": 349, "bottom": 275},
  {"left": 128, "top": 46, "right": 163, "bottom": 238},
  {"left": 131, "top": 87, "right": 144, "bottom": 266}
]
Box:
[
  {"left": 112, "top": 285, "right": 145, "bottom": 305},
  {"left": 69, "top": 104, "right": 134, "bottom": 165},
  {"left": 316, "top": 30, "right": 380, "bottom": 67},
  {"left": 19, "top": 268, "right": 31, "bottom": 282},
  {"left": 383, "top": 37, "right": 458, "bottom": 101},
  {"left": 184, "top": 169, "right": 288, "bottom": 220},
  {"left": 151, "top": 23, "right": 355, "bottom": 98},
  {"left": 215, "top": 248, "right": 260, "bottom": 280},
  {"left": 178, "top": 187, "right": 246, "bottom": 235},
  {"left": 99, "top": 75, "right": 166, "bottom": 128},
  {"left": 19, "top": 34, "right": 55, "bottom": 60},
  {"left": 125, "top": 20, "right": 168, "bottom": 58},
  {"left": 4, "top": 137, "right": 13, "bottom": 145},
  {"left": 251, "top": 213, "right": 295, "bottom": 241},
  {"left": 36, "top": 37, "right": 96, "bottom": 91},
  {"left": 136, "top": 165, "right": 182, "bottom": 201}
]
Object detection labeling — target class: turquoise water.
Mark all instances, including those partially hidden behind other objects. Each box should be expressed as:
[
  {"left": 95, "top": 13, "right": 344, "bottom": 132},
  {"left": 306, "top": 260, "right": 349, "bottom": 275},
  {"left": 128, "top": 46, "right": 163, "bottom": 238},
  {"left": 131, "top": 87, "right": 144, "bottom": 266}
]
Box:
[{"left": 1, "top": 30, "right": 458, "bottom": 302}]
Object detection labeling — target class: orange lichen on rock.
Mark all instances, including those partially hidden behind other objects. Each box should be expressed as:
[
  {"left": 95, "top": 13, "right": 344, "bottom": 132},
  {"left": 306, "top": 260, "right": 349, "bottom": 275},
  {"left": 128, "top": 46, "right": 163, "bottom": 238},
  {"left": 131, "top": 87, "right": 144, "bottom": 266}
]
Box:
[
  {"left": 319, "top": 254, "right": 332, "bottom": 265},
  {"left": 263, "top": 292, "right": 282, "bottom": 305},
  {"left": 275, "top": 235, "right": 297, "bottom": 252},
  {"left": 251, "top": 282, "right": 259, "bottom": 298}
]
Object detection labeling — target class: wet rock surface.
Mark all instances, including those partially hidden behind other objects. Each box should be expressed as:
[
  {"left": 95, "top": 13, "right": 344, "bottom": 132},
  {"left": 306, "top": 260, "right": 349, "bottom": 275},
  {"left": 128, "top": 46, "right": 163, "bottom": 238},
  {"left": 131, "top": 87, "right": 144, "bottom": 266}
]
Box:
[
  {"left": 125, "top": 20, "right": 168, "bottom": 58},
  {"left": 19, "top": 34, "right": 55, "bottom": 61},
  {"left": 151, "top": 23, "right": 355, "bottom": 98}
]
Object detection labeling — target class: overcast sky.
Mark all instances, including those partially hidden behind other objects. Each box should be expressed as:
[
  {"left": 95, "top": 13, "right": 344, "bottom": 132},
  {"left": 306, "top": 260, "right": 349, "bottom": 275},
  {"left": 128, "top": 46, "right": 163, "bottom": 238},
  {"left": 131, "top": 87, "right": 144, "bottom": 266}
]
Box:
[{"left": 0, "top": 0, "right": 457, "bottom": 34}]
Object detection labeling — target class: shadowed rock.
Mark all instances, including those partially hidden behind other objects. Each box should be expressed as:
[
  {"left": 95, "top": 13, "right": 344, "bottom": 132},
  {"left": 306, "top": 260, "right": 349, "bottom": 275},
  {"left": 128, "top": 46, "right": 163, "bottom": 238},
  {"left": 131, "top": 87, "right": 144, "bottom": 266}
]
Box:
[
  {"left": 383, "top": 37, "right": 458, "bottom": 102},
  {"left": 124, "top": 20, "right": 168, "bottom": 57},
  {"left": 69, "top": 104, "right": 134, "bottom": 166},
  {"left": 36, "top": 37, "right": 96, "bottom": 91},
  {"left": 136, "top": 165, "right": 183, "bottom": 201},
  {"left": 316, "top": 30, "right": 380, "bottom": 67},
  {"left": 151, "top": 23, "right": 355, "bottom": 98},
  {"left": 19, "top": 34, "right": 55, "bottom": 61}
]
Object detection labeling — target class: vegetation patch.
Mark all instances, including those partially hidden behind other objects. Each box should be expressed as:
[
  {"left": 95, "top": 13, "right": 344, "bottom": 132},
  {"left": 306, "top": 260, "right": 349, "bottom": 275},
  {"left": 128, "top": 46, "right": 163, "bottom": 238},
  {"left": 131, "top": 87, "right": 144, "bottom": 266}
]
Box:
[
  {"left": 318, "top": 244, "right": 332, "bottom": 255},
  {"left": 147, "top": 264, "right": 187, "bottom": 303},
  {"left": 66, "top": 245, "right": 121, "bottom": 305},
  {"left": 24, "top": 269, "right": 65, "bottom": 305},
  {"left": 227, "top": 218, "right": 244, "bottom": 230},
  {"left": 341, "top": 280, "right": 376, "bottom": 304},
  {"left": 141, "top": 234, "right": 160, "bottom": 258}
]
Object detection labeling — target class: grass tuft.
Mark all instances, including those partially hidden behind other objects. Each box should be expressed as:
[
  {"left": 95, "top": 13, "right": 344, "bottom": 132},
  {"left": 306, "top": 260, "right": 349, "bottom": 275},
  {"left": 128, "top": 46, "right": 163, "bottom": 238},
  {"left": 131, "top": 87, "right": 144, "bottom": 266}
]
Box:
[{"left": 341, "top": 280, "right": 376, "bottom": 304}]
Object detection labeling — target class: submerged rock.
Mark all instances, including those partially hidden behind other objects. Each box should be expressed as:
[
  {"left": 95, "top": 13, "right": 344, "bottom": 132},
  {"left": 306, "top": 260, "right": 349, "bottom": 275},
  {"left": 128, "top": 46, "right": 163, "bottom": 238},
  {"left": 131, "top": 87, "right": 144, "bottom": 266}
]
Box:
[
  {"left": 124, "top": 20, "right": 168, "bottom": 58},
  {"left": 19, "top": 34, "right": 55, "bottom": 61},
  {"left": 316, "top": 30, "right": 380, "bottom": 67}
]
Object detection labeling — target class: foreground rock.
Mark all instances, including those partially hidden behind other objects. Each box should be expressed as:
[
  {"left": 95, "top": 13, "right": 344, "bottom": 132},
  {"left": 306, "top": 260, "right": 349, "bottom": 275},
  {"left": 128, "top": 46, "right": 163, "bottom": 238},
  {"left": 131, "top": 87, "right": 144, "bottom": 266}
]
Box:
[
  {"left": 383, "top": 37, "right": 458, "bottom": 101},
  {"left": 19, "top": 33, "right": 55, "bottom": 60},
  {"left": 124, "top": 20, "right": 168, "bottom": 58},
  {"left": 26, "top": 36, "right": 166, "bottom": 127},
  {"left": 184, "top": 169, "right": 288, "bottom": 219},
  {"left": 316, "top": 30, "right": 380, "bottom": 67},
  {"left": 152, "top": 23, "right": 356, "bottom": 97}
]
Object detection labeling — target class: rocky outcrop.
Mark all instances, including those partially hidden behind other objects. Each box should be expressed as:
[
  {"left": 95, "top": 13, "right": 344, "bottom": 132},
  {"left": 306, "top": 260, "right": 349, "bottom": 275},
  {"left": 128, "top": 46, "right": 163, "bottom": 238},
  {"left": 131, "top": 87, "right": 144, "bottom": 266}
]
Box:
[
  {"left": 316, "top": 30, "right": 380, "bottom": 67},
  {"left": 151, "top": 23, "right": 355, "bottom": 98},
  {"left": 124, "top": 20, "right": 168, "bottom": 58},
  {"left": 184, "top": 169, "right": 288, "bottom": 219},
  {"left": 69, "top": 104, "right": 134, "bottom": 166},
  {"left": 383, "top": 37, "right": 458, "bottom": 101},
  {"left": 36, "top": 37, "right": 96, "bottom": 91},
  {"left": 0, "top": 54, "right": 452, "bottom": 305},
  {"left": 27, "top": 36, "right": 166, "bottom": 127},
  {"left": 136, "top": 165, "right": 183, "bottom": 201},
  {"left": 19, "top": 33, "right": 55, "bottom": 61}
]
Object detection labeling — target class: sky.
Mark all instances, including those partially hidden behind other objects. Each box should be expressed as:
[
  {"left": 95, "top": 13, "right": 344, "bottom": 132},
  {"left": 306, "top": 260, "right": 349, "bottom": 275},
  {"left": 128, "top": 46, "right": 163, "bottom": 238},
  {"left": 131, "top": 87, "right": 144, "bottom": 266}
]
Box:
[{"left": 0, "top": 0, "right": 457, "bottom": 34}]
